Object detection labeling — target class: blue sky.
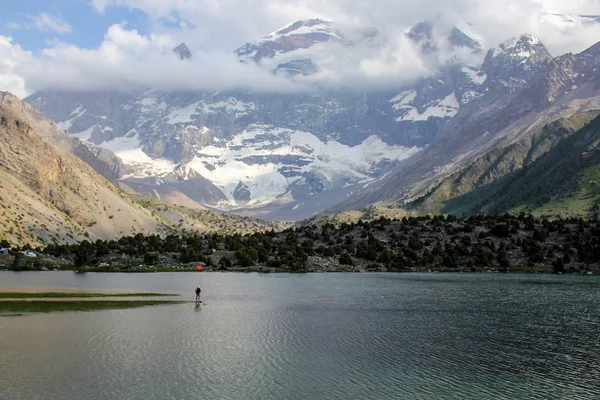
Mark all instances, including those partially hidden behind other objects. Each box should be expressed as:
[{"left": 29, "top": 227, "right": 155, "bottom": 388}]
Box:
[{"left": 0, "top": 0, "right": 151, "bottom": 51}]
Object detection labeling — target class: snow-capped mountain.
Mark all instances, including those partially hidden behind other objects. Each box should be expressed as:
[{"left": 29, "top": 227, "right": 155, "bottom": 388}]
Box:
[
  {"left": 236, "top": 19, "right": 344, "bottom": 76},
  {"left": 483, "top": 34, "right": 552, "bottom": 94},
  {"left": 24, "top": 18, "right": 577, "bottom": 220},
  {"left": 29, "top": 85, "right": 427, "bottom": 219},
  {"left": 332, "top": 38, "right": 600, "bottom": 214}
]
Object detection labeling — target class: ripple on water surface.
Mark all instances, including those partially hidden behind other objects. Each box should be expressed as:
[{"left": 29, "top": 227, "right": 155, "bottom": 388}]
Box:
[{"left": 1, "top": 272, "right": 600, "bottom": 399}]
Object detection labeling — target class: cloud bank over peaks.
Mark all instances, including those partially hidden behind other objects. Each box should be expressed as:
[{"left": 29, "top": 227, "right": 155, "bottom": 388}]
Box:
[
  {"left": 15, "top": 21, "right": 434, "bottom": 96},
  {"left": 3, "top": 0, "right": 600, "bottom": 97},
  {"left": 19, "top": 24, "right": 307, "bottom": 95}
]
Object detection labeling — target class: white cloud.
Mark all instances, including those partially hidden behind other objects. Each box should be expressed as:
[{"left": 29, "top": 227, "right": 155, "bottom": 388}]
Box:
[
  {"left": 90, "top": 0, "right": 427, "bottom": 51},
  {"left": 26, "top": 13, "right": 72, "bottom": 34},
  {"left": 530, "top": 0, "right": 600, "bottom": 15},
  {"left": 6, "top": 22, "right": 22, "bottom": 30},
  {"left": 0, "top": 36, "right": 30, "bottom": 98},
  {"left": 90, "top": 0, "right": 600, "bottom": 55},
  {"left": 18, "top": 24, "right": 304, "bottom": 95},
  {"left": 3, "top": 0, "right": 600, "bottom": 97}
]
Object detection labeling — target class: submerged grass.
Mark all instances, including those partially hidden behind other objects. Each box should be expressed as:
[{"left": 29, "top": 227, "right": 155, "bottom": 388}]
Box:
[
  {"left": 0, "top": 300, "right": 186, "bottom": 315},
  {"left": 0, "top": 292, "right": 180, "bottom": 299}
]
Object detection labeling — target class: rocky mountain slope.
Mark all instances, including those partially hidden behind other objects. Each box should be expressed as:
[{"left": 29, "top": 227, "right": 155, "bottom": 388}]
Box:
[
  {"left": 0, "top": 92, "right": 129, "bottom": 185},
  {"left": 473, "top": 114, "right": 600, "bottom": 217},
  {"left": 0, "top": 93, "right": 166, "bottom": 245},
  {"left": 335, "top": 40, "right": 600, "bottom": 215},
  {"left": 0, "top": 93, "right": 288, "bottom": 246},
  {"left": 407, "top": 112, "right": 600, "bottom": 216}
]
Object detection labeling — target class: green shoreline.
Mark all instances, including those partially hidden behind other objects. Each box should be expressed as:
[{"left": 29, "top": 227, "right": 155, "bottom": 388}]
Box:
[
  {"left": 0, "top": 300, "right": 186, "bottom": 315},
  {"left": 0, "top": 292, "right": 185, "bottom": 316},
  {"left": 0, "top": 292, "right": 179, "bottom": 298}
]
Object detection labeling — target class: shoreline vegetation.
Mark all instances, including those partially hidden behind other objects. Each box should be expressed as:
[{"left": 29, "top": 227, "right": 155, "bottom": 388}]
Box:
[
  {"left": 0, "top": 292, "right": 179, "bottom": 298},
  {"left": 0, "top": 291, "right": 185, "bottom": 316},
  {"left": 2, "top": 214, "right": 600, "bottom": 275}
]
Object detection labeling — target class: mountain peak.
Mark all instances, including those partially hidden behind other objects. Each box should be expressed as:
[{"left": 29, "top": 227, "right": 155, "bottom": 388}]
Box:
[
  {"left": 407, "top": 21, "right": 436, "bottom": 53},
  {"left": 407, "top": 21, "right": 486, "bottom": 56},
  {"left": 482, "top": 33, "right": 552, "bottom": 93},
  {"left": 173, "top": 43, "right": 192, "bottom": 60},
  {"left": 269, "top": 18, "right": 334, "bottom": 38},
  {"left": 448, "top": 26, "right": 485, "bottom": 51},
  {"left": 494, "top": 34, "right": 546, "bottom": 56},
  {"left": 407, "top": 21, "right": 434, "bottom": 41},
  {"left": 235, "top": 18, "right": 341, "bottom": 70},
  {"left": 486, "top": 33, "right": 551, "bottom": 66}
]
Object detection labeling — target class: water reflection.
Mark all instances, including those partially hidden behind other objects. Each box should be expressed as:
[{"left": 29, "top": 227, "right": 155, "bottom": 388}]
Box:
[{"left": 1, "top": 272, "right": 600, "bottom": 399}]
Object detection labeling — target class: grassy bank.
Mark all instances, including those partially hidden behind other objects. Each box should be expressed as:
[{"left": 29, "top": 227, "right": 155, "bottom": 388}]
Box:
[
  {"left": 0, "top": 292, "right": 179, "bottom": 298},
  {"left": 0, "top": 299, "right": 186, "bottom": 315}
]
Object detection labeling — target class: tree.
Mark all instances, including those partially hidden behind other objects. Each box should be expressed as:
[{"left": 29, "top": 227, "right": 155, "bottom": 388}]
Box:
[
  {"left": 339, "top": 252, "right": 354, "bottom": 266},
  {"left": 143, "top": 252, "right": 160, "bottom": 266},
  {"left": 218, "top": 256, "right": 233, "bottom": 271},
  {"left": 11, "top": 253, "right": 24, "bottom": 270},
  {"left": 497, "top": 245, "right": 510, "bottom": 272},
  {"left": 491, "top": 223, "right": 510, "bottom": 238},
  {"left": 74, "top": 248, "right": 90, "bottom": 267},
  {"left": 235, "top": 248, "right": 255, "bottom": 267},
  {"left": 302, "top": 239, "right": 315, "bottom": 256},
  {"left": 553, "top": 257, "right": 566, "bottom": 274},
  {"left": 377, "top": 247, "right": 393, "bottom": 264}
]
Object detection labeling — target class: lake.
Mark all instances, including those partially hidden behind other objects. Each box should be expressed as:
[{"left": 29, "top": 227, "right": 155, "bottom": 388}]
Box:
[{"left": 1, "top": 272, "right": 600, "bottom": 399}]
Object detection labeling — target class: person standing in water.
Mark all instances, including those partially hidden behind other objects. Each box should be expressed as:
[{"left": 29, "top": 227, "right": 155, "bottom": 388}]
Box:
[{"left": 195, "top": 284, "right": 201, "bottom": 304}]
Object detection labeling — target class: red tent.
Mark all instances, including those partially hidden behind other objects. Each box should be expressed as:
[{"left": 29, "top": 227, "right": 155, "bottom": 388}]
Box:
[{"left": 195, "top": 265, "right": 204, "bottom": 271}]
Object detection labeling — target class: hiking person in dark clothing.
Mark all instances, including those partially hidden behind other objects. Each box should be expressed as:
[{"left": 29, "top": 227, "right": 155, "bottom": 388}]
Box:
[{"left": 195, "top": 285, "right": 201, "bottom": 304}]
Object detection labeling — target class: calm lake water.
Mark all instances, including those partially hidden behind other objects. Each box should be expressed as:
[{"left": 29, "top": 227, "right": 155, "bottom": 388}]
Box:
[{"left": 1, "top": 272, "right": 600, "bottom": 399}]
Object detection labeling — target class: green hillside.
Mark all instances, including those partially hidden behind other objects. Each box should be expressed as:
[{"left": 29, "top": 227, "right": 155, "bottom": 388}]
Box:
[{"left": 407, "top": 112, "right": 600, "bottom": 218}]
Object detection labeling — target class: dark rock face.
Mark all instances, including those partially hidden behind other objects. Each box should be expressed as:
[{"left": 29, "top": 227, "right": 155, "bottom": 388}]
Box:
[
  {"left": 448, "top": 26, "right": 483, "bottom": 50},
  {"left": 233, "top": 182, "right": 251, "bottom": 202},
  {"left": 173, "top": 43, "right": 192, "bottom": 60},
  {"left": 275, "top": 59, "right": 318, "bottom": 76},
  {"left": 407, "top": 21, "right": 436, "bottom": 53}
]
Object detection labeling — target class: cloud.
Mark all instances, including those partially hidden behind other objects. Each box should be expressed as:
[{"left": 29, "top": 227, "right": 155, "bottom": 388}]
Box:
[
  {"left": 26, "top": 13, "right": 72, "bottom": 34},
  {"left": 6, "top": 22, "right": 22, "bottom": 30},
  {"left": 13, "top": 20, "right": 434, "bottom": 96},
  {"left": 90, "top": 0, "right": 600, "bottom": 55},
  {"left": 530, "top": 0, "right": 600, "bottom": 15},
  {"left": 17, "top": 24, "right": 304, "bottom": 96},
  {"left": 0, "top": 36, "right": 30, "bottom": 98},
  {"left": 3, "top": 0, "right": 600, "bottom": 98}
]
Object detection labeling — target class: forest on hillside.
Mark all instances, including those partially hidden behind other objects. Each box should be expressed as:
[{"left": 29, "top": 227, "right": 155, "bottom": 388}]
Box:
[{"left": 3, "top": 213, "right": 600, "bottom": 274}]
